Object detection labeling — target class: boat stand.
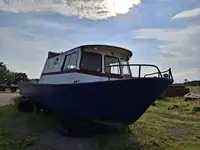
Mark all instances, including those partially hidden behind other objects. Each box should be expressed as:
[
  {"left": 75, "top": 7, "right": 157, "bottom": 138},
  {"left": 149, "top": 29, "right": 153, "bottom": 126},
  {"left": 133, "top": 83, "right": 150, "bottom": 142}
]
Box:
[
  {"left": 56, "top": 118, "right": 127, "bottom": 137},
  {"left": 17, "top": 97, "right": 44, "bottom": 113}
]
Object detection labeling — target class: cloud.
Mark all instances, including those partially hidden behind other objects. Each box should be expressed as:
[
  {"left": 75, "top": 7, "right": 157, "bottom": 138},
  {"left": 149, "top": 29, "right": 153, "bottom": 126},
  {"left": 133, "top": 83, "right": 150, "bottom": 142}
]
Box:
[
  {"left": 175, "top": 68, "right": 200, "bottom": 78},
  {"left": 0, "top": 0, "right": 142, "bottom": 20},
  {"left": 0, "top": 26, "right": 75, "bottom": 78},
  {"left": 132, "top": 24, "right": 200, "bottom": 82},
  {"left": 172, "top": 8, "right": 200, "bottom": 20},
  {"left": 133, "top": 25, "right": 200, "bottom": 61},
  {"left": 25, "top": 19, "right": 73, "bottom": 30},
  {"left": 173, "top": 68, "right": 200, "bottom": 82}
]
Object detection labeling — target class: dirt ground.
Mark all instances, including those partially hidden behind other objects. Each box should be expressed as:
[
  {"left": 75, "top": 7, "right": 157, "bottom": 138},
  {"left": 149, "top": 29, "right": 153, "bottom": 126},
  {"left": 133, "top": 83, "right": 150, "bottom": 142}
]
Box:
[
  {"left": 0, "top": 92, "right": 19, "bottom": 106},
  {"left": 27, "top": 132, "right": 100, "bottom": 150},
  {"left": 0, "top": 92, "right": 100, "bottom": 150}
]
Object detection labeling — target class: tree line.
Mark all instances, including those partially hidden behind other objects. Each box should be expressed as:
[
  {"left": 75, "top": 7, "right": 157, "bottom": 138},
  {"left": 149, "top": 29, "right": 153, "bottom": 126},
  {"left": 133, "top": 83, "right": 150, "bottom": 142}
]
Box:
[
  {"left": 184, "top": 80, "right": 200, "bottom": 86},
  {"left": 0, "top": 61, "right": 28, "bottom": 86}
]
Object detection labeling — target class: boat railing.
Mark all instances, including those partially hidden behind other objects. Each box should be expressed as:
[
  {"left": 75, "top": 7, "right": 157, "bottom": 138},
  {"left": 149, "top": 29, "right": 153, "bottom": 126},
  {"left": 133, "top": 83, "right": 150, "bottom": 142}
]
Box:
[
  {"left": 144, "top": 68, "right": 173, "bottom": 79},
  {"left": 107, "top": 64, "right": 173, "bottom": 81}
]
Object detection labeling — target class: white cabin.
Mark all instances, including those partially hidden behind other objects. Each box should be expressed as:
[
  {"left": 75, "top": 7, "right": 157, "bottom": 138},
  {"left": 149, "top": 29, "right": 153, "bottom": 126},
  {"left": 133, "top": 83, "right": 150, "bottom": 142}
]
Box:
[{"left": 39, "top": 45, "right": 133, "bottom": 84}]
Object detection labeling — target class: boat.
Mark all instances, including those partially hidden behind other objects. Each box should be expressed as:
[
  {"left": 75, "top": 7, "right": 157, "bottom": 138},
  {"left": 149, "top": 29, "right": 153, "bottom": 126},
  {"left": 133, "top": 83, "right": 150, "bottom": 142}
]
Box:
[{"left": 18, "top": 44, "right": 174, "bottom": 135}]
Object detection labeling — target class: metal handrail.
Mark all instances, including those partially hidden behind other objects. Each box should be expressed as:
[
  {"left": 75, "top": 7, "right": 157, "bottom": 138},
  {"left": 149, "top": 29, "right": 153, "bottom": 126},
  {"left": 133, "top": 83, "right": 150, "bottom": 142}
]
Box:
[
  {"left": 144, "top": 68, "right": 173, "bottom": 81},
  {"left": 106, "top": 64, "right": 173, "bottom": 81}
]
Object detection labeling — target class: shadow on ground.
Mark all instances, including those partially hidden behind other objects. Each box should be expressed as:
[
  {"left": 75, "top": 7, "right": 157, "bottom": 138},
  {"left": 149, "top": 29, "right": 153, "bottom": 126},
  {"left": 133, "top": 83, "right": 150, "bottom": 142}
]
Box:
[
  {"left": 27, "top": 131, "right": 144, "bottom": 150},
  {"left": 0, "top": 97, "right": 144, "bottom": 150}
]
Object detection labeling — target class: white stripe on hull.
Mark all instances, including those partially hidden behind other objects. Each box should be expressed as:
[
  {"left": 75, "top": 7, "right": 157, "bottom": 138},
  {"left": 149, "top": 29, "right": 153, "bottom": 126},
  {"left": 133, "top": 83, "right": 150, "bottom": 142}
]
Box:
[{"left": 39, "top": 72, "right": 119, "bottom": 84}]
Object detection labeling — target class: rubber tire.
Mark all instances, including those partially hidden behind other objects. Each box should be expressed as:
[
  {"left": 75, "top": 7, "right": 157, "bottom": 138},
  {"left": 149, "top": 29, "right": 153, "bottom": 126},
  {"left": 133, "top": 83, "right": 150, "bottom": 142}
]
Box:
[
  {"left": 10, "top": 88, "right": 17, "bottom": 93},
  {"left": 0, "top": 87, "right": 6, "bottom": 92},
  {"left": 17, "top": 100, "right": 34, "bottom": 112},
  {"left": 56, "top": 119, "right": 97, "bottom": 138},
  {"left": 56, "top": 119, "right": 125, "bottom": 137}
]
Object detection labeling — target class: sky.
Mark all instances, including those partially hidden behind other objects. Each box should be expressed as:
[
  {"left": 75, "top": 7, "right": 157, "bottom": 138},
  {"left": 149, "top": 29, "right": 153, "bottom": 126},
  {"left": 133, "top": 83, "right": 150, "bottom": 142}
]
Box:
[{"left": 0, "top": 0, "right": 199, "bottom": 82}]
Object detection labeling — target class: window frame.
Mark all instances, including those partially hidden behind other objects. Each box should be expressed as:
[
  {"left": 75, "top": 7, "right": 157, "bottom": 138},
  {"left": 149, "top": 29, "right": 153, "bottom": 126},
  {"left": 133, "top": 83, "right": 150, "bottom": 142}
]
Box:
[
  {"left": 61, "top": 52, "right": 78, "bottom": 71},
  {"left": 120, "top": 59, "right": 132, "bottom": 76},
  {"left": 79, "top": 50, "right": 102, "bottom": 72},
  {"left": 104, "top": 55, "right": 121, "bottom": 75}
]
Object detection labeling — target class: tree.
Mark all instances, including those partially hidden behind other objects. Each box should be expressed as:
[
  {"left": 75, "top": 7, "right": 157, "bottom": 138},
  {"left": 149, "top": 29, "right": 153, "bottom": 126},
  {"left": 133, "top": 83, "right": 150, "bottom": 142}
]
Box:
[
  {"left": 184, "top": 79, "right": 188, "bottom": 83},
  {"left": 14, "top": 73, "right": 28, "bottom": 84},
  {"left": 5, "top": 71, "right": 15, "bottom": 86},
  {"left": 0, "top": 62, "right": 9, "bottom": 84},
  {"left": 0, "top": 61, "right": 29, "bottom": 85}
]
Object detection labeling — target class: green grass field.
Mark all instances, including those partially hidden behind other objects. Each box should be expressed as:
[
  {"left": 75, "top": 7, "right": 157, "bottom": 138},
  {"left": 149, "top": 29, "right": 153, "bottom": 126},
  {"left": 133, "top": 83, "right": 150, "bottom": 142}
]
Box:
[
  {"left": 0, "top": 100, "right": 54, "bottom": 150},
  {"left": 95, "top": 97, "right": 200, "bottom": 150},
  {"left": 0, "top": 86, "right": 200, "bottom": 150},
  {"left": 188, "top": 86, "right": 200, "bottom": 93}
]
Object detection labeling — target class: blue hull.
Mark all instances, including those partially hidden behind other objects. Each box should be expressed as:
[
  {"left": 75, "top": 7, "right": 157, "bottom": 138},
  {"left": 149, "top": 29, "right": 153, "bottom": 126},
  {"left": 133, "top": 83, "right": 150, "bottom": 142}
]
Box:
[{"left": 19, "top": 78, "right": 173, "bottom": 125}]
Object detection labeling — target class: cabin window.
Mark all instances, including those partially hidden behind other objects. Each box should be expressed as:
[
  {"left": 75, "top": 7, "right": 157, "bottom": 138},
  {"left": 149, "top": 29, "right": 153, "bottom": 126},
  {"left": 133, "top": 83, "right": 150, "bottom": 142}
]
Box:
[
  {"left": 104, "top": 56, "right": 121, "bottom": 74},
  {"left": 120, "top": 60, "right": 131, "bottom": 75},
  {"left": 54, "top": 58, "right": 59, "bottom": 65},
  {"left": 62, "top": 52, "right": 78, "bottom": 70},
  {"left": 80, "top": 51, "right": 102, "bottom": 72}
]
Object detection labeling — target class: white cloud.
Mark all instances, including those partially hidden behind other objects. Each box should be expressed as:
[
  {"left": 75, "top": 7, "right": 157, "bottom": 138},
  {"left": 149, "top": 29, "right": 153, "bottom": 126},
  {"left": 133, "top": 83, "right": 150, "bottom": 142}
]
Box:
[
  {"left": 25, "top": 19, "right": 73, "bottom": 30},
  {"left": 133, "top": 25, "right": 200, "bottom": 60},
  {"left": 0, "top": 26, "right": 74, "bottom": 78},
  {"left": 174, "top": 68, "right": 200, "bottom": 78},
  {"left": 132, "top": 25, "right": 200, "bottom": 82},
  {"left": 0, "top": 0, "right": 142, "bottom": 20},
  {"left": 172, "top": 8, "right": 200, "bottom": 20},
  {"left": 134, "top": 25, "right": 200, "bottom": 42}
]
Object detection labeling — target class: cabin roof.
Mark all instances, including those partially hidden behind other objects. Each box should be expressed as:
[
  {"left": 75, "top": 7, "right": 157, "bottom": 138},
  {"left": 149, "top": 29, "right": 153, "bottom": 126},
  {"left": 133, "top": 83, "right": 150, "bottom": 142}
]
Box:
[
  {"left": 48, "top": 44, "right": 133, "bottom": 59},
  {"left": 81, "top": 44, "right": 133, "bottom": 57}
]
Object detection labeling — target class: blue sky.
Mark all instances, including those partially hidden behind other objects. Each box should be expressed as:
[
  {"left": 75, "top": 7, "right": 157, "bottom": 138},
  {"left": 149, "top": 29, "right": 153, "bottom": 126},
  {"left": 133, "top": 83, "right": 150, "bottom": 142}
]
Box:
[{"left": 0, "top": 0, "right": 200, "bottom": 82}]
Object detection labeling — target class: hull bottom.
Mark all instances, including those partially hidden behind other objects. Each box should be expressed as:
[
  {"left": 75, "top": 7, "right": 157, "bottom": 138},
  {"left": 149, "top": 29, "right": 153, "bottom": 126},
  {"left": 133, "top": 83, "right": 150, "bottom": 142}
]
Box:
[{"left": 56, "top": 117, "right": 128, "bottom": 137}]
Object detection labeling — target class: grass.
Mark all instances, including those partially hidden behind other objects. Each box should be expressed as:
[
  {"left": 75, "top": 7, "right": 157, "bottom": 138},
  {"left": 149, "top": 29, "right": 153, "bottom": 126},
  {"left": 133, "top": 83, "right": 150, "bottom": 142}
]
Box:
[
  {"left": 0, "top": 86, "right": 200, "bottom": 150},
  {"left": 133, "top": 98, "right": 200, "bottom": 150},
  {"left": 0, "top": 97, "right": 55, "bottom": 150},
  {"left": 95, "top": 98, "right": 200, "bottom": 150},
  {"left": 188, "top": 86, "right": 200, "bottom": 93}
]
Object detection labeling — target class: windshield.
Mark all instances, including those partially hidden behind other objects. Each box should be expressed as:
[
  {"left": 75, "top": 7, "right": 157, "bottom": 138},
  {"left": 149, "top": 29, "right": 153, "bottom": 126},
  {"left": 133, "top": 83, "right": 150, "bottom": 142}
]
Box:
[
  {"left": 104, "top": 56, "right": 120, "bottom": 74},
  {"left": 120, "top": 60, "right": 131, "bottom": 76}
]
